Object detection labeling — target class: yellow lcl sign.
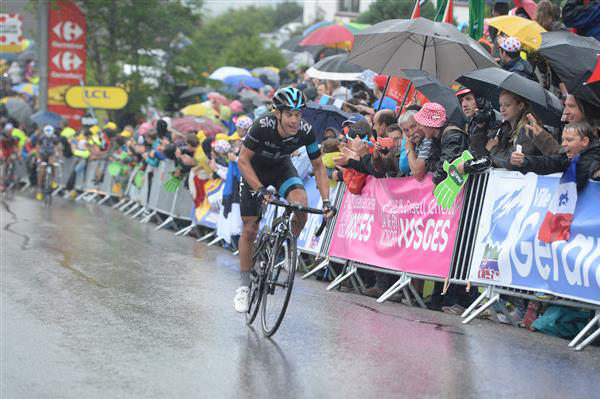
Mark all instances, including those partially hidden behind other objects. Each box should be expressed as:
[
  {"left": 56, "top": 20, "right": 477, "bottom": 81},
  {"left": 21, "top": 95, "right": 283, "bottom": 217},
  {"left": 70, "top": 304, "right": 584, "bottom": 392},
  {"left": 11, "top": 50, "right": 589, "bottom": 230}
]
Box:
[{"left": 65, "top": 86, "right": 128, "bottom": 109}]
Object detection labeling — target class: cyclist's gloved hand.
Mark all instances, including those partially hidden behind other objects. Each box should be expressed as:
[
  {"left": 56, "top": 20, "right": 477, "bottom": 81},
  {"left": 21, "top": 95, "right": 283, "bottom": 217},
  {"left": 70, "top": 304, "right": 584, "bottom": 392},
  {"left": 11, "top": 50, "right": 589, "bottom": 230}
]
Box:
[
  {"left": 322, "top": 200, "right": 337, "bottom": 219},
  {"left": 255, "top": 186, "right": 272, "bottom": 203}
]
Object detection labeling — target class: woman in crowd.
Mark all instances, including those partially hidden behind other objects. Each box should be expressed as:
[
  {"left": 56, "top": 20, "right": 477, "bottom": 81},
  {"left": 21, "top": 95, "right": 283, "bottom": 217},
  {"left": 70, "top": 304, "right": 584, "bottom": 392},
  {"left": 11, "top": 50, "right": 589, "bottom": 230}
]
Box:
[{"left": 486, "top": 90, "right": 561, "bottom": 169}]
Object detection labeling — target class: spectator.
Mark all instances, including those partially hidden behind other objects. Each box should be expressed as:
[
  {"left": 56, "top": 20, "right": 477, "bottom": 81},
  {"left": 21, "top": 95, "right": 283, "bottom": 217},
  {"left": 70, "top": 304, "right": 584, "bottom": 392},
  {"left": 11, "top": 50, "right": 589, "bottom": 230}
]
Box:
[
  {"left": 371, "top": 124, "right": 405, "bottom": 177},
  {"left": 400, "top": 108, "right": 434, "bottom": 181},
  {"left": 326, "top": 80, "right": 349, "bottom": 101},
  {"left": 511, "top": 121, "right": 600, "bottom": 190},
  {"left": 562, "top": 0, "right": 600, "bottom": 41},
  {"left": 234, "top": 115, "right": 253, "bottom": 139},
  {"left": 536, "top": 0, "right": 567, "bottom": 31},
  {"left": 498, "top": 37, "right": 537, "bottom": 82},
  {"left": 373, "top": 109, "right": 396, "bottom": 139},
  {"left": 563, "top": 94, "right": 600, "bottom": 128},
  {"left": 316, "top": 82, "right": 327, "bottom": 98},
  {"left": 413, "top": 103, "right": 469, "bottom": 185},
  {"left": 323, "top": 127, "right": 339, "bottom": 141},
  {"left": 457, "top": 87, "right": 501, "bottom": 158},
  {"left": 487, "top": 90, "right": 561, "bottom": 170},
  {"left": 489, "top": 1, "right": 511, "bottom": 59}
]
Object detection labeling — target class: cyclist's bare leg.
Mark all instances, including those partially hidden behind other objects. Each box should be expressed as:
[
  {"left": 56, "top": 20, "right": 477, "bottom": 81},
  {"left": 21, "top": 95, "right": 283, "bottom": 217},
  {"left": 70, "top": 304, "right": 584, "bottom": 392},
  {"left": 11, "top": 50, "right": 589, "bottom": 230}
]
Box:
[
  {"left": 239, "top": 216, "right": 259, "bottom": 274},
  {"left": 37, "top": 160, "right": 46, "bottom": 189},
  {"left": 286, "top": 188, "right": 308, "bottom": 238}
]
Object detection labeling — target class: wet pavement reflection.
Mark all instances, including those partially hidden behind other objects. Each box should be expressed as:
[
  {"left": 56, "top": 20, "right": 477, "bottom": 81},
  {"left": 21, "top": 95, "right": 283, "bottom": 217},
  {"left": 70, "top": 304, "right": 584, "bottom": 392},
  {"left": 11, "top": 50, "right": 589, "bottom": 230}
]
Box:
[{"left": 2, "top": 195, "right": 599, "bottom": 399}]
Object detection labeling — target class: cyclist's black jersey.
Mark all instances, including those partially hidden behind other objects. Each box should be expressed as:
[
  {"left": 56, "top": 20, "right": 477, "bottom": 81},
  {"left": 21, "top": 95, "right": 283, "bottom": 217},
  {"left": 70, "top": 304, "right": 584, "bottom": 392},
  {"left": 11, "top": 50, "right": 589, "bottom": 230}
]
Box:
[{"left": 242, "top": 112, "right": 320, "bottom": 167}]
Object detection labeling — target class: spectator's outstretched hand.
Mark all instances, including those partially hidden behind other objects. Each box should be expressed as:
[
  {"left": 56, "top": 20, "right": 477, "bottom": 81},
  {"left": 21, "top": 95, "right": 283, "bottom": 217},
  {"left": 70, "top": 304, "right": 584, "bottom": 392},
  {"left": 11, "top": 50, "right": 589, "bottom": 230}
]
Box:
[{"left": 433, "top": 150, "right": 474, "bottom": 209}]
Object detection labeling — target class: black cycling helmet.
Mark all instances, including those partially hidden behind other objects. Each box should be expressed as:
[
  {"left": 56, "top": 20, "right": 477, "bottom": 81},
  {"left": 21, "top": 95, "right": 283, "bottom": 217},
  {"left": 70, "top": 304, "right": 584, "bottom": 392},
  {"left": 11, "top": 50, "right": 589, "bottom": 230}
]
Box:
[{"left": 272, "top": 87, "right": 307, "bottom": 111}]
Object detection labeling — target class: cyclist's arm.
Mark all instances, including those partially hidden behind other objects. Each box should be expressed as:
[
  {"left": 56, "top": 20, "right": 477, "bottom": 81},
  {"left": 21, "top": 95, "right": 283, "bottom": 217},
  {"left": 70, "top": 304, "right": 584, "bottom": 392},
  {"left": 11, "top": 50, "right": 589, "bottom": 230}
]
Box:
[
  {"left": 310, "top": 156, "right": 329, "bottom": 203},
  {"left": 238, "top": 146, "right": 262, "bottom": 191}
]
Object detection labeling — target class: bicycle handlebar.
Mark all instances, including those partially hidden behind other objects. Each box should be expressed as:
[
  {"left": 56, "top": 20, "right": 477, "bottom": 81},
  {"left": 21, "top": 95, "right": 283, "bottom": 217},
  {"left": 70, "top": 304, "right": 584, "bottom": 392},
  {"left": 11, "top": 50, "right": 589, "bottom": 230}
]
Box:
[{"left": 256, "top": 198, "right": 330, "bottom": 238}]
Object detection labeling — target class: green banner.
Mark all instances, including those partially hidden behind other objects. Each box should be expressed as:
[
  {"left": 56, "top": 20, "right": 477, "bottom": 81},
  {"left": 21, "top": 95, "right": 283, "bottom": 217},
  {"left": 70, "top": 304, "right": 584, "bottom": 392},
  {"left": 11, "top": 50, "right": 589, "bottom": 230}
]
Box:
[{"left": 469, "top": 0, "right": 485, "bottom": 40}]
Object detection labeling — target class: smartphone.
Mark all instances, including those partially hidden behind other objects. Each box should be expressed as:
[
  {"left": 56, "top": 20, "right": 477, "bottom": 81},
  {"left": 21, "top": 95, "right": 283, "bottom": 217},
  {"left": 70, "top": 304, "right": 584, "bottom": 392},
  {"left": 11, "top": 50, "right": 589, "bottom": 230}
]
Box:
[
  {"left": 516, "top": 144, "right": 522, "bottom": 153},
  {"left": 377, "top": 137, "right": 395, "bottom": 148}
]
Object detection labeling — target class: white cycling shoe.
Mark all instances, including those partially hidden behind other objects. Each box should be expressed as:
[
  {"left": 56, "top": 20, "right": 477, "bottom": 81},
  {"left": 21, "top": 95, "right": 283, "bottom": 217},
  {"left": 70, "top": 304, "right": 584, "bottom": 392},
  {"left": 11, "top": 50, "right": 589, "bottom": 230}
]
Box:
[{"left": 234, "top": 286, "right": 250, "bottom": 313}]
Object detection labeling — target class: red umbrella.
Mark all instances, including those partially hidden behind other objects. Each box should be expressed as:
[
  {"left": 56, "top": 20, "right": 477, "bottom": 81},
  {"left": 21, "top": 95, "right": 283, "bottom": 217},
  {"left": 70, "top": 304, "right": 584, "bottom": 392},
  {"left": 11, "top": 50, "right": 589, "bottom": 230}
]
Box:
[
  {"left": 299, "top": 25, "right": 354, "bottom": 47},
  {"left": 171, "top": 116, "right": 224, "bottom": 137},
  {"left": 513, "top": 0, "right": 537, "bottom": 19}
]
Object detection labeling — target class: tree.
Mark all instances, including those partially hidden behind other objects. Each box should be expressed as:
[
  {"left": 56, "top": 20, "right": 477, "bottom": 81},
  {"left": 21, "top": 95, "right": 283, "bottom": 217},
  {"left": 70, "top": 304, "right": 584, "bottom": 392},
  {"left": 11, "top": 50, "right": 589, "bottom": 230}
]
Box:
[
  {"left": 356, "top": 0, "right": 436, "bottom": 24},
  {"left": 173, "top": 3, "right": 301, "bottom": 88},
  {"left": 76, "top": 0, "right": 203, "bottom": 113}
]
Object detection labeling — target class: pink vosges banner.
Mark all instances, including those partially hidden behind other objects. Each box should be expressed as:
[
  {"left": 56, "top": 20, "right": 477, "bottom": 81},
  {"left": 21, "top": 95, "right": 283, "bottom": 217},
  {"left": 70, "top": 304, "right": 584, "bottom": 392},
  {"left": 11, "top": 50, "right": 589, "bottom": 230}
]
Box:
[{"left": 328, "top": 175, "right": 464, "bottom": 278}]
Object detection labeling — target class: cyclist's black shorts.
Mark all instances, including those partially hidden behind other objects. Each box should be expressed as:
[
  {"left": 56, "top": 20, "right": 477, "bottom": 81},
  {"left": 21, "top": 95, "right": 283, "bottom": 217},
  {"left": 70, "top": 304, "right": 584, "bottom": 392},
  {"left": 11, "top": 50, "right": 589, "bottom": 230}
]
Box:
[
  {"left": 39, "top": 153, "right": 52, "bottom": 163},
  {"left": 240, "top": 159, "right": 305, "bottom": 217}
]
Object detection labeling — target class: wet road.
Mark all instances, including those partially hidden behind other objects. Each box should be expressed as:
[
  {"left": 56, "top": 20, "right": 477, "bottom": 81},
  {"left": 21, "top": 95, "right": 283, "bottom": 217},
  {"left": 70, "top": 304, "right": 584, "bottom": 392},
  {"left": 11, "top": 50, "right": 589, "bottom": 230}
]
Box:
[{"left": 2, "top": 195, "right": 599, "bottom": 399}]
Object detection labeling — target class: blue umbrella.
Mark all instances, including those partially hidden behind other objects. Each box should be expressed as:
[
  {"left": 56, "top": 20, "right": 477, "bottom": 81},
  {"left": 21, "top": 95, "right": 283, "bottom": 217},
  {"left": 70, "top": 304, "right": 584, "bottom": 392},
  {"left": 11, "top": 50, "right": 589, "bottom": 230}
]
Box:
[
  {"left": 302, "top": 101, "right": 350, "bottom": 142},
  {"left": 31, "top": 111, "right": 63, "bottom": 128},
  {"left": 223, "top": 75, "right": 264, "bottom": 89}
]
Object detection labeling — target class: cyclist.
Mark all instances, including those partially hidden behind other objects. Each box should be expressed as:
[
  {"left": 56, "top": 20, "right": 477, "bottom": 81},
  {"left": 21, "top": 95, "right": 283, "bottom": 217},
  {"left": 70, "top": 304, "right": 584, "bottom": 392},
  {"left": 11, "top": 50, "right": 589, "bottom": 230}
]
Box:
[
  {"left": 36, "top": 125, "right": 59, "bottom": 201},
  {"left": 234, "top": 87, "right": 335, "bottom": 313},
  {"left": 1, "top": 125, "right": 19, "bottom": 191}
]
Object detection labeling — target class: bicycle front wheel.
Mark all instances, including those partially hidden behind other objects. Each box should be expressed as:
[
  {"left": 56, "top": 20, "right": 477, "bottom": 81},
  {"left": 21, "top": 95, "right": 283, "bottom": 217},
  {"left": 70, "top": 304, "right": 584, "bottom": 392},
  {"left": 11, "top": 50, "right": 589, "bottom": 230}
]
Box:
[{"left": 261, "top": 231, "right": 297, "bottom": 337}]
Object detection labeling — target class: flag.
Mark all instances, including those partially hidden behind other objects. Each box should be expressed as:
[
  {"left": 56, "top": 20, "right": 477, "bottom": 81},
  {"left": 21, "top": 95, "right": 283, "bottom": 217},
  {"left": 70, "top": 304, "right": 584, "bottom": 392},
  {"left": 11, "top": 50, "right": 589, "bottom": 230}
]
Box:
[
  {"left": 441, "top": 0, "right": 453, "bottom": 24},
  {"left": 585, "top": 54, "right": 600, "bottom": 85},
  {"left": 469, "top": 0, "right": 485, "bottom": 40},
  {"left": 538, "top": 156, "right": 579, "bottom": 243},
  {"left": 410, "top": 0, "right": 420, "bottom": 19}
]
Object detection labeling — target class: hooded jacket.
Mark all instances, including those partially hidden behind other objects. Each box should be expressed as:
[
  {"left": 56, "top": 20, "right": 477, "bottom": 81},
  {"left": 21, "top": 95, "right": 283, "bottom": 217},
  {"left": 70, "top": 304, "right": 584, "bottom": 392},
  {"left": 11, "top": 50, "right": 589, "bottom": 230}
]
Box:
[
  {"left": 502, "top": 57, "right": 538, "bottom": 82},
  {"left": 519, "top": 142, "right": 600, "bottom": 191}
]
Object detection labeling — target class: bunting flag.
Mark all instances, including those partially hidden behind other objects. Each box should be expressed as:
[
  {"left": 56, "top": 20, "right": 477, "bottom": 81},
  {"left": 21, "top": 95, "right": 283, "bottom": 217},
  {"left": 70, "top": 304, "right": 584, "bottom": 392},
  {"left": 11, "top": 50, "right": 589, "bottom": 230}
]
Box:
[
  {"left": 537, "top": 156, "right": 579, "bottom": 243},
  {"left": 217, "top": 161, "right": 243, "bottom": 245},
  {"left": 469, "top": 0, "right": 485, "bottom": 40},
  {"left": 585, "top": 54, "right": 600, "bottom": 85},
  {"left": 441, "top": 0, "right": 453, "bottom": 24},
  {"left": 410, "top": 0, "right": 420, "bottom": 19}
]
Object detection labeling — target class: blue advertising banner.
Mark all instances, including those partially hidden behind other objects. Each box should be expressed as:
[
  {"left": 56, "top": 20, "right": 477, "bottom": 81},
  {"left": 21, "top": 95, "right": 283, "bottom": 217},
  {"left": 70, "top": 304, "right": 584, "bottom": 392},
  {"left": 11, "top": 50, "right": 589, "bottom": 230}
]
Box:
[{"left": 469, "top": 170, "right": 600, "bottom": 306}]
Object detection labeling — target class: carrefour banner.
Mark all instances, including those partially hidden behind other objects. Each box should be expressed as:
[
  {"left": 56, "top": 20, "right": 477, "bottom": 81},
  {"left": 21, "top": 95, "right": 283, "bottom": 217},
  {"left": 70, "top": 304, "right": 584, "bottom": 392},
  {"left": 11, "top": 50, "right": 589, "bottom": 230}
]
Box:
[
  {"left": 468, "top": 170, "right": 600, "bottom": 305},
  {"left": 328, "top": 175, "right": 464, "bottom": 277}
]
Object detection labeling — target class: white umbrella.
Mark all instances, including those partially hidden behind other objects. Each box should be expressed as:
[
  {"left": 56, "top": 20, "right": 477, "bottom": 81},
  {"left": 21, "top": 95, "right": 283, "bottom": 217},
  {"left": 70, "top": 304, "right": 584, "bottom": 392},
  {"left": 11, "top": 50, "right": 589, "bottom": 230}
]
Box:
[{"left": 209, "top": 66, "right": 251, "bottom": 81}]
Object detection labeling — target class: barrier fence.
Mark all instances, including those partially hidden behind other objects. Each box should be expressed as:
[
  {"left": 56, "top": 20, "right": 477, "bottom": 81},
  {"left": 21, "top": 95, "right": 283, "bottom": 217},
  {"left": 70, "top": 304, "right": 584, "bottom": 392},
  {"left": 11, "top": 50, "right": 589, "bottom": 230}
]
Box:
[{"left": 10, "top": 156, "right": 600, "bottom": 351}]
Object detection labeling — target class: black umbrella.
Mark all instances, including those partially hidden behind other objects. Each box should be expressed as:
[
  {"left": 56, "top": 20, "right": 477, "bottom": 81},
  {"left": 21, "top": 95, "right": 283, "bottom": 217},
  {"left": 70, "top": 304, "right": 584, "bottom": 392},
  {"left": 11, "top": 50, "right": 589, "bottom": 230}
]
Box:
[
  {"left": 538, "top": 31, "right": 600, "bottom": 107},
  {"left": 5, "top": 97, "right": 33, "bottom": 127},
  {"left": 400, "top": 69, "right": 466, "bottom": 127},
  {"left": 179, "top": 86, "right": 208, "bottom": 101},
  {"left": 457, "top": 67, "right": 563, "bottom": 128},
  {"left": 280, "top": 36, "right": 324, "bottom": 55},
  {"left": 306, "top": 54, "right": 366, "bottom": 81},
  {"left": 347, "top": 18, "right": 498, "bottom": 85},
  {"left": 31, "top": 111, "right": 63, "bottom": 128},
  {"left": 302, "top": 101, "right": 350, "bottom": 142}
]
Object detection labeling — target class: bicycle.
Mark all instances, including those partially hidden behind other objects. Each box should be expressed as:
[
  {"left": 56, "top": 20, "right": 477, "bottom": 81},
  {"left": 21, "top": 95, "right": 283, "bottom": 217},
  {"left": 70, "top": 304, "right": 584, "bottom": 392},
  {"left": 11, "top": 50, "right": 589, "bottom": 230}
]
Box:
[
  {"left": 1, "top": 156, "right": 16, "bottom": 194},
  {"left": 245, "top": 196, "right": 328, "bottom": 337}
]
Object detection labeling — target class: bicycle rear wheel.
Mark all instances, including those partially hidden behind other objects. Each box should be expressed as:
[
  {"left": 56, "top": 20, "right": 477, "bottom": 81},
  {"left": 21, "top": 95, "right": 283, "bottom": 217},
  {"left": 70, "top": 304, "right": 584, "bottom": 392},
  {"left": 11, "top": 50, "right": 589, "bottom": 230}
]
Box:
[
  {"left": 261, "top": 231, "right": 297, "bottom": 337},
  {"left": 246, "top": 231, "right": 270, "bottom": 325}
]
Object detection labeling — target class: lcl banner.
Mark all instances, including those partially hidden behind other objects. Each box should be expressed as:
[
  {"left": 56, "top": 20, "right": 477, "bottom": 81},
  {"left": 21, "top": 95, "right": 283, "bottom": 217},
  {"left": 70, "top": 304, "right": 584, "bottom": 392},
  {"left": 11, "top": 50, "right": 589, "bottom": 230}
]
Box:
[
  {"left": 328, "top": 175, "right": 464, "bottom": 278},
  {"left": 48, "top": 0, "right": 86, "bottom": 129}
]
